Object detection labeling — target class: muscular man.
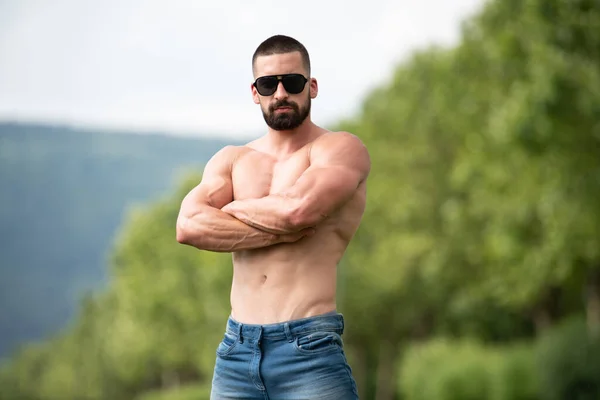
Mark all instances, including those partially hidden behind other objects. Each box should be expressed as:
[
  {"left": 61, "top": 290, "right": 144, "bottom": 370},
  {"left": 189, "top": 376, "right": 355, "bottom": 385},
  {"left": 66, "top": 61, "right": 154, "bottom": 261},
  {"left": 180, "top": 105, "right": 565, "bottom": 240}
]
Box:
[{"left": 176, "top": 34, "right": 370, "bottom": 400}]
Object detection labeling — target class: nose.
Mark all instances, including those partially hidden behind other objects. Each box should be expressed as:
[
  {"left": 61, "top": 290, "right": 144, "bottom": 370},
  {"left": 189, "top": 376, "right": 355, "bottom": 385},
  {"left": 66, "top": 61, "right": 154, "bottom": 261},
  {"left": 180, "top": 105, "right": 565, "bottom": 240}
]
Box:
[{"left": 273, "top": 81, "right": 289, "bottom": 100}]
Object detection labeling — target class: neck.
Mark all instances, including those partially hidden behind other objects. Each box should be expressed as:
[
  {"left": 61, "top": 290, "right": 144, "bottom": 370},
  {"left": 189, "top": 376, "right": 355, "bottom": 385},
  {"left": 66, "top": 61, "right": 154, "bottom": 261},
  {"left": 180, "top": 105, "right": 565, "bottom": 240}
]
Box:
[{"left": 265, "top": 118, "right": 324, "bottom": 157}]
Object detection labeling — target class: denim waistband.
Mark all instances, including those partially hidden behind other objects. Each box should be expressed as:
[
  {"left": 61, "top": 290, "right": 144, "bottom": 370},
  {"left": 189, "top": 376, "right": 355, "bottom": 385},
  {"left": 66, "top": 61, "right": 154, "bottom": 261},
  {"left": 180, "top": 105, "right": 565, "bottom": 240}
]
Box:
[{"left": 225, "top": 311, "right": 344, "bottom": 342}]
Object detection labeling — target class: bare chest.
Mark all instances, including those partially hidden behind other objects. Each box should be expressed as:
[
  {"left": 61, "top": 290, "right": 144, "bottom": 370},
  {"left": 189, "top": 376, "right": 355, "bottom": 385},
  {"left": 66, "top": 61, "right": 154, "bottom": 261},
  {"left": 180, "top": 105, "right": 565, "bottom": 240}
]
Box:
[{"left": 231, "top": 149, "right": 310, "bottom": 200}]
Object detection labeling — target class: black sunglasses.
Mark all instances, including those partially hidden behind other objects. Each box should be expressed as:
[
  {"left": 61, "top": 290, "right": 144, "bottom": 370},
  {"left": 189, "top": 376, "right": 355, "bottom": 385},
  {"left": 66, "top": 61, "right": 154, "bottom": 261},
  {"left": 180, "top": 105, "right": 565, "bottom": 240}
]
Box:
[{"left": 253, "top": 73, "right": 308, "bottom": 96}]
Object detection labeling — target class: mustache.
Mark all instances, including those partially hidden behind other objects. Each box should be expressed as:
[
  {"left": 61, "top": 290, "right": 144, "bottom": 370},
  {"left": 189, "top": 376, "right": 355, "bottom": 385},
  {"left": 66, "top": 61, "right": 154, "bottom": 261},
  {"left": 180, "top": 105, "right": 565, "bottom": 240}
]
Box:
[{"left": 269, "top": 100, "right": 299, "bottom": 112}]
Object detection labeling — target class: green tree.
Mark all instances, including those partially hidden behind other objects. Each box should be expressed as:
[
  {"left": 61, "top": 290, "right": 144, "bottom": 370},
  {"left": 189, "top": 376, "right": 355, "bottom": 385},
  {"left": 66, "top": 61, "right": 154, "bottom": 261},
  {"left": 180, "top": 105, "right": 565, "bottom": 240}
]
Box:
[
  {"left": 0, "top": 172, "right": 233, "bottom": 400},
  {"left": 335, "top": 1, "right": 600, "bottom": 398}
]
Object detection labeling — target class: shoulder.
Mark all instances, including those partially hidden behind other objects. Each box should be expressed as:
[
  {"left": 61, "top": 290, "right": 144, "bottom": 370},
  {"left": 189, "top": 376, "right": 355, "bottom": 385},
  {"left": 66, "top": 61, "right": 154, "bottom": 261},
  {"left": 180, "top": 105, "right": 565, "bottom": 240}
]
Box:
[
  {"left": 205, "top": 145, "right": 253, "bottom": 175},
  {"left": 210, "top": 144, "right": 255, "bottom": 163},
  {"left": 312, "top": 131, "right": 368, "bottom": 154},
  {"left": 311, "top": 131, "right": 370, "bottom": 163},
  {"left": 309, "top": 131, "right": 371, "bottom": 178},
  {"left": 314, "top": 130, "right": 366, "bottom": 145}
]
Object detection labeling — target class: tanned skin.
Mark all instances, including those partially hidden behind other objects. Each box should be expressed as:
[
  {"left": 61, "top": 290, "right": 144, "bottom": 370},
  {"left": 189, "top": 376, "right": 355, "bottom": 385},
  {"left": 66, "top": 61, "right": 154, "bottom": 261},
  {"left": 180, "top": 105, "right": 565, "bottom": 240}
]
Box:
[{"left": 176, "top": 51, "right": 371, "bottom": 324}]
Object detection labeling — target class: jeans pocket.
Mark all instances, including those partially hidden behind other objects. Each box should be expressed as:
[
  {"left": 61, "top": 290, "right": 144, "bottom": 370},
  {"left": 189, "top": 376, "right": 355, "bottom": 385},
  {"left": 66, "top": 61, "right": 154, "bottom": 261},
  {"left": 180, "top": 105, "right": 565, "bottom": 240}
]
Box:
[
  {"left": 294, "top": 331, "right": 342, "bottom": 355},
  {"left": 216, "top": 331, "right": 239, "bottom": 357}
]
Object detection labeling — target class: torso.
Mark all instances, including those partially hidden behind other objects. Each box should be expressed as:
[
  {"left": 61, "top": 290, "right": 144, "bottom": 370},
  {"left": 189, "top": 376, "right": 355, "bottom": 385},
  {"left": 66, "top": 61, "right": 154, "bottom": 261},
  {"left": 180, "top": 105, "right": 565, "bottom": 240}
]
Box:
[{"left": 228, "top": 135, "right": 366, "bottom": 324}]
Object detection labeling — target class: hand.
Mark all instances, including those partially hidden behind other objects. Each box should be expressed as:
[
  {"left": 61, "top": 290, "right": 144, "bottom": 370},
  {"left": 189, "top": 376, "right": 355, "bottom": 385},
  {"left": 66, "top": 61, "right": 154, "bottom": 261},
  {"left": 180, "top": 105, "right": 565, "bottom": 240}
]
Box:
[
  {"left": 277, "top": 227, "right": 316, "bottom": 244},
  {"left": 223, "top": 201, "right": 315, "bottom": 239},
  {"left": 221, "top": 202, "right": 236, "bottom": 215}
]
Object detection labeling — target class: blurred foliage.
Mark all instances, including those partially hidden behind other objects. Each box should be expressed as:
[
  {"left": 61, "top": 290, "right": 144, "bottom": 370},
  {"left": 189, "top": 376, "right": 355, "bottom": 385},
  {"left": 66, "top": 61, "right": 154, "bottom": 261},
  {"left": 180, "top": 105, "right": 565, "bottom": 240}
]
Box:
[
  {"left": 0, "top": 172, "right": 232, "bottom": 400},
  {"left": 536, "top": 316, "right": 600, "bottom": 400},
  {"left": 399, "top": 338, "right": 538, "bottom": 400},
  {"left": 0, "top": 123, "right": 238, "bottom": 359},
  {"left": 135, "top": 384, "right": 212, "bottom": 400},
  {"left": 1, "top": 0, "right": 600, "bottom": 399}
]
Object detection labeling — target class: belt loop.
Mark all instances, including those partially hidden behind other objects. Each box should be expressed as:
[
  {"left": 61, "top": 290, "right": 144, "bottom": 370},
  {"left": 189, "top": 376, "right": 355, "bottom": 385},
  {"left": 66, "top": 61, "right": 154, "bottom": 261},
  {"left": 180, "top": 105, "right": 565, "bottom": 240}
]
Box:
[
  {"left": 283, "top": 323, "right": 294, "bottom": 342},
  {"left": 238, "top": 322, "right": 244, "bottom": 344}
]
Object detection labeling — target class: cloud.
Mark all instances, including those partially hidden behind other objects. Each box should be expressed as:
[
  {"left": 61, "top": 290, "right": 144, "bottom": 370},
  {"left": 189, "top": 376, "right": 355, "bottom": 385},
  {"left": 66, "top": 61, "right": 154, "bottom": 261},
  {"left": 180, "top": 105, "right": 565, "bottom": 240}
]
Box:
[{"left": 0, "top": 0, "right": 484, "bottom": 138}]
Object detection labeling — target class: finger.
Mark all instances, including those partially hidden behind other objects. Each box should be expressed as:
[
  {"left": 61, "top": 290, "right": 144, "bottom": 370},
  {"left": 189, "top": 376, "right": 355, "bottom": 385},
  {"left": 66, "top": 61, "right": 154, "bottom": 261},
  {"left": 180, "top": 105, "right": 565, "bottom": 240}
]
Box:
[
  {"left": 280, "top": 233, "right": 304, "bottom": 243},
  {"left": 303, "top": 227, "right": 316, "bottom": 236}
]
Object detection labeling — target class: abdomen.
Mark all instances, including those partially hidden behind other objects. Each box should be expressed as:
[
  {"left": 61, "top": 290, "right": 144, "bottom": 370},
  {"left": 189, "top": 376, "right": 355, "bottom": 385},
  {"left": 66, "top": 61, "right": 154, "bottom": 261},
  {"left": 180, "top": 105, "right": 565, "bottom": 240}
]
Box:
[{"left": 230, "top": 230, "right": 346, "bottom": 324}]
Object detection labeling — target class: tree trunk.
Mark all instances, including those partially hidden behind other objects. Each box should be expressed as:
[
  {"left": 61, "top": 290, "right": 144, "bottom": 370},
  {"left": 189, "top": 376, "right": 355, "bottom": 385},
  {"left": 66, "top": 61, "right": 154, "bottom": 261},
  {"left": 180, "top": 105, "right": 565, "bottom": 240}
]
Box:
[
  {"left": 375, "top": 339, "right": 397, "bottom": 400},
  {"left": 533, "top": 307, "right": 551, "bottom": 333},
  {"left": 532, "top": 286, "right": 561, "bottom": 335},
  {"left": 161, "top": 370, "right": 180, "bottom": 389},
  {"left": 411, "top": 312, "right": 434, "bottom": 341},
  {"left": 586, "top": 268, "right": 600, "bottom": 338},
  {"left": 349, "top": 344, "right": 368, "bottom": 400}
]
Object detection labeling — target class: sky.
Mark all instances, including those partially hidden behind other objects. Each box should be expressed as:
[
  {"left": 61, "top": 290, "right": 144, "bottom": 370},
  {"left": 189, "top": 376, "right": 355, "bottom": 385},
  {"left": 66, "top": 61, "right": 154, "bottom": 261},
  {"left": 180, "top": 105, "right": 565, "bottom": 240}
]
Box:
[{"left": 0, "top": 0, "right": 485, "bottom": 139}]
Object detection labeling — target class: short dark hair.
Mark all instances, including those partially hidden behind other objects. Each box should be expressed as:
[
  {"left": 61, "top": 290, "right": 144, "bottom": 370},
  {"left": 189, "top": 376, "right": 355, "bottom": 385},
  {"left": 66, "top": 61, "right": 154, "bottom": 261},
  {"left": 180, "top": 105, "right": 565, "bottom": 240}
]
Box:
[{"left": 252, "top": 35, "right": 311, "bottom": 76}]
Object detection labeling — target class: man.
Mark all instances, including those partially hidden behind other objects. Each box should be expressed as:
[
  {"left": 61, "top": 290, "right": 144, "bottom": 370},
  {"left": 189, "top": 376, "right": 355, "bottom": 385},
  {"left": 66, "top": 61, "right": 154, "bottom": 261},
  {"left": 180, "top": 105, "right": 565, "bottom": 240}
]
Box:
[{"left": 176, "top": 34, "right": 370, "bottom": 399}]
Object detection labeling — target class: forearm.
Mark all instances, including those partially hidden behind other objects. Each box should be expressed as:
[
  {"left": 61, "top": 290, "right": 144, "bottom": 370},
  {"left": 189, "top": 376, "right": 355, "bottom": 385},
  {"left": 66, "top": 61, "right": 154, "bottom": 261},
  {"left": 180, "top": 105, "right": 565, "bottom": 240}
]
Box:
[
  {"left": 176, "top": 206, "right": 281, "bottom": 252},
  {"left": 220, "top": 164, "right": 365, "bottom": 233},
  {"left": 221, "top": 195, "right": 306, "bottom": 234}
]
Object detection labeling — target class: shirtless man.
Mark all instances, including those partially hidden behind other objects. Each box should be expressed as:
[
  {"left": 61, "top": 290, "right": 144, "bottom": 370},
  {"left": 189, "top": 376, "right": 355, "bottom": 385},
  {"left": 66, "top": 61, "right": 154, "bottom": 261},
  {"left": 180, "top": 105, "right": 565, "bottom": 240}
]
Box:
[{"left": 176, "top": 34, "right": 370, "bottom": 400}]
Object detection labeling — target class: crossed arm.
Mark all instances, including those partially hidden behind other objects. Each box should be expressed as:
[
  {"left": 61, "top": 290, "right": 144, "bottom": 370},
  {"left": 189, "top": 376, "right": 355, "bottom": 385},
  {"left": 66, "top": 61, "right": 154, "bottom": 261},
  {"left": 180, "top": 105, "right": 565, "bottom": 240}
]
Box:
[
  {"left": 176, "top": 146, "right": 313, "bottom": 252},
  {"left": 176, "top": 133, "right": 370, "bottom": 252},
  {"left": 221, "top": 132, "right": 371, "bottom": 234}
]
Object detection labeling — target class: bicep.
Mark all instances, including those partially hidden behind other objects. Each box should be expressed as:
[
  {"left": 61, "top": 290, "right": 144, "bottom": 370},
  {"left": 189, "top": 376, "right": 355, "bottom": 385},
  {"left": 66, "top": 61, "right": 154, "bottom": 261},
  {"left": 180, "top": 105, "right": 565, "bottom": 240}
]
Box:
[
  {"left": 291, "top": 133, "right": 370, "bottom": 206},
  {"left": 179, "top": 148, "right": 235, "bottom": 217},
  {"left": 287, "top": 165, "right": 363, "bottom": 205},
  {"left": 281, "top": 163, "right": 365, "bottom": 226},
  {"left": 281, "top": 133, "right": 370, "bottom": 222},
  {"left": 180, "top": 176, "right": 233, "bottom": 216}
]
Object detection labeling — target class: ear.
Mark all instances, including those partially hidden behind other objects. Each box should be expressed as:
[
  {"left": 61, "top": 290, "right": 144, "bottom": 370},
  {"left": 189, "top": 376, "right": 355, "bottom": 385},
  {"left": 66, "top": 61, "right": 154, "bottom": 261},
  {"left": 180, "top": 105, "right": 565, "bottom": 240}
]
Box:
[
  {"left": 309, "top": 77, "right": 318, "bottom": 99},
  {"left": 251, "top": 82, "right": 260, "bottom": 105}
]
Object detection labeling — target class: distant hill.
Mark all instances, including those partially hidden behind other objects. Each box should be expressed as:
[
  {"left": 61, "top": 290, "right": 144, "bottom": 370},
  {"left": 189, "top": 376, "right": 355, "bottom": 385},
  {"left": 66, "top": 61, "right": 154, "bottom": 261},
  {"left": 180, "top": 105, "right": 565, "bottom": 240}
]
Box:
[{"left": 0, "top": 122, "right": 245, "bottom": 359}]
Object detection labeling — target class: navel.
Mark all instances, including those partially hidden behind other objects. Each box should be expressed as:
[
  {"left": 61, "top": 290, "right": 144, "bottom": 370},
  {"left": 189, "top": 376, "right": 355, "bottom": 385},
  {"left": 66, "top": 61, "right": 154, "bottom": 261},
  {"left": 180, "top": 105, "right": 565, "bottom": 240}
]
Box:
[{"left": 261, "top": 274, "right": 267, "bottom": 284}]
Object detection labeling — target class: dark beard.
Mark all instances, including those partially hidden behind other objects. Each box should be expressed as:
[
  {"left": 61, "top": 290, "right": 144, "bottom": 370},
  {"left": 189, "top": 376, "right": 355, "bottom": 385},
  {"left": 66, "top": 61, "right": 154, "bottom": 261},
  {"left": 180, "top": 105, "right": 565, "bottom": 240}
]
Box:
[{"left": 262, "top": 97, "right": 311, "bottom": 131}]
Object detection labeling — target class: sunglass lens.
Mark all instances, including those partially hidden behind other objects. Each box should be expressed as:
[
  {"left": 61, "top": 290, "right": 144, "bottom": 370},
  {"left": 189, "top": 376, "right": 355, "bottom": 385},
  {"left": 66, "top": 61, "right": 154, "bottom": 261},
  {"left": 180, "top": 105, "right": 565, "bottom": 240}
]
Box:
[
  {"left": 256, "top": 77, "right": 278, "bottom": 96},
  {"left": 282, "top": 75, "right": 306, "bottom": 94}
]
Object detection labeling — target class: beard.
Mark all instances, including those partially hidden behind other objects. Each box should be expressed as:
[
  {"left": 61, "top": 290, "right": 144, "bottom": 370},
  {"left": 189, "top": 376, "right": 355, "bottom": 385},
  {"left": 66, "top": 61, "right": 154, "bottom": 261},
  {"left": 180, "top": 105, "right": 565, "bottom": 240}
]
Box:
[{"left": 262, "top": 96, "right": 311, "bottom": 131}]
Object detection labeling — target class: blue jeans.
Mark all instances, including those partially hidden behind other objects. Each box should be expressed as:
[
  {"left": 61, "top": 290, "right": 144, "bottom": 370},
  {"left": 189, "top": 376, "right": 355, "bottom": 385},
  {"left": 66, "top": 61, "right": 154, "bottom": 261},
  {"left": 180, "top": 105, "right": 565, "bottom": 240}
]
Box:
[{"left": 210, "top": 311, "right": 359, "bottom": 399}]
